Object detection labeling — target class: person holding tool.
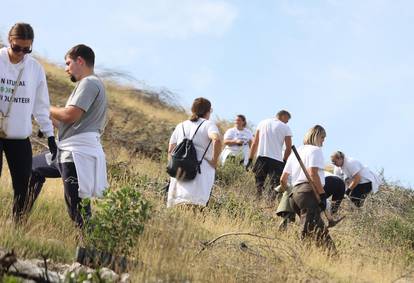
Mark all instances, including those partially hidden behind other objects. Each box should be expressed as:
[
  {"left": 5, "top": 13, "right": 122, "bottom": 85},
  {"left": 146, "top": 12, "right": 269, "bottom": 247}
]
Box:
[
  {"left": 280, "top": 125, "right": 335, "bottom": 250},
  {"left": 276, "top": 172, "right": 345, "bottom": 230}
]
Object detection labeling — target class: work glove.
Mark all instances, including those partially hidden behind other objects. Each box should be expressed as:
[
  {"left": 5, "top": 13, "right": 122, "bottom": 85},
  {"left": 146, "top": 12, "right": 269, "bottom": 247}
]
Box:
[
  {"left": 345, "top": 188, "right": 352, "bottom": 196},
  {"left": 245, "top": 158, "right": 253, "bottom": 171},
  {"left": 319, "top": 193, "right": 327, "bottom": 211},
  {"left": 48, "top": 136, "right": 58, "bottom": 161},
  {"left": 37, "top": 129, "right": 44, "bottom": 138}
]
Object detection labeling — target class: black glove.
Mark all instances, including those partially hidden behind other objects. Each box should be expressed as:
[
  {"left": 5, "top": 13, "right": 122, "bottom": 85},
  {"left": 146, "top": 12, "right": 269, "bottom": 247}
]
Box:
[
  {"left": 319, "top": 193, "right": 327, "bottom": 211},
  {"left": 345, "top": 188, "right": 352, "bottom": 196},
  {"left": 37, "top": 129, "right": 44, "bottom": 138},
  {"left": 245, "top": 158, "right": 253, "bottom": 171},
  {"left": 47, "top": 136, "right": 58, "bottom": 161}
]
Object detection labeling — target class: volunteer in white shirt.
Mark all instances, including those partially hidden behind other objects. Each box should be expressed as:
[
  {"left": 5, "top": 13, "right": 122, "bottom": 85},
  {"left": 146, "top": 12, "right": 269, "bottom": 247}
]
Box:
[
  {"left": 0, "top": 23, "right": 57, "bottom": 222},
  {"left": 220, "top": 114, "right": 253, "bottom": 166},
  {"left": 29, "top": 44, "right": 108, "bottom": 227},
  {"left": 280, "top": 125, "right": 335, "bottom": 250},
  {"left": 247, "top": 110, "right": 292, "bottom": 200},
  {"left": 331, "top": 151, "right": 382, "bottom": 207},
  {"left": 167, "top": 97, "right": 222, "bottom": 208}
]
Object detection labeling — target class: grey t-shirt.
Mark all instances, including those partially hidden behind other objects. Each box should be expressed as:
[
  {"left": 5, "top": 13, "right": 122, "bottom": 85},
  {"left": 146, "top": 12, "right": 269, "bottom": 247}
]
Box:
[{"left": 58, "top": 74, "right": 107, "bottom": 162}]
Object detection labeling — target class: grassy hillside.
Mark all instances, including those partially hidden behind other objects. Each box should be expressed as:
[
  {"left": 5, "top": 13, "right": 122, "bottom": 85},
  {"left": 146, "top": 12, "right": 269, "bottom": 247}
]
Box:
[{"left": 1, "top": 58, "right": 414, "bottom": 282}]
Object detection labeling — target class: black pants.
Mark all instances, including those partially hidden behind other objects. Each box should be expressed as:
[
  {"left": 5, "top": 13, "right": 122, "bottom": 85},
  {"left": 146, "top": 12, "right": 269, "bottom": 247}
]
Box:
[
  {"left": 253, "top": 156, "right": 285, "bottom": 199},
  {"left": 28, "top": 152, "right": 91, "bottom": 227},
  {"left": 324, "top": 176, "right": 345, "bottom": 214},
  {"left": 350, "top": 182, "right": 372, "bottom": 207},
  {"left": 0, "top": 138, "right": 32, "bottom": 220}
]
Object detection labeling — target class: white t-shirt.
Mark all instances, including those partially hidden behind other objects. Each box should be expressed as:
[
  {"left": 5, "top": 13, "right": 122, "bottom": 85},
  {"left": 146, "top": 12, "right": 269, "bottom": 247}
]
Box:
[
  {"left": 0, "top": 47, "right": 54, "bottom": 139},
  {"left": 169, "top": 118, "right": 219, "bottom": 161},
  {"left": 167, "top": 118, "right": 220, "bottom": 207},
  {"left": 256, "top": 118, "right": 292, "bottom": 162},
  {"left": 333, "top": 157, "right": 371, "bottom": 184},
  {"left": 283, "top": 145, "right": 326, "bottom": 187},
  {"left": 223, "top": 127, "right": 253, "bottom": 152}
]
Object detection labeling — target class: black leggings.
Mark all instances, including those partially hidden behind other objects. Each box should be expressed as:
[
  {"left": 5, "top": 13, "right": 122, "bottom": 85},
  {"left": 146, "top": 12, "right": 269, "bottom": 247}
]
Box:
[
  {"left": 0, "top": 138, "right": 32, "bottom": 220},
  {"left": 350, "top": 182, "right": 372, "bottom": 207},
  {"left": 28, "top": 152, "right": 91, "bottom": 227}
]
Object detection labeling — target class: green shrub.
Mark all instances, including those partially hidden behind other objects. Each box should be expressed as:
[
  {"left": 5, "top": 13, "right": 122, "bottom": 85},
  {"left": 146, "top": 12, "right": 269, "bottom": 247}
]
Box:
[
  {"left": 82, "top": 186, "right": 151, "bottom": 257},
  {"left": 216, "top": 156, "right": 248, "bottom": 187}
]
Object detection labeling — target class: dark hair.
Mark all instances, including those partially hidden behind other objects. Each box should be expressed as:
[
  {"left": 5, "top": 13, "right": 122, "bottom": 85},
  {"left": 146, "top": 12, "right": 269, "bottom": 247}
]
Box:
[
  {"left": 236, "top": 114, "right": 247, "bottom": 127},
  {"left": 276, "top": 110, "right": 291, "bottom": 119},
  {"left": 8, "top": 23, "right": 34, "bottom": 41},
  {"left": 190, "top": 97, "right": 211, "bottom": 122},
  {"left": 65, "top": 44, "right": 95, "bottom": 67}
]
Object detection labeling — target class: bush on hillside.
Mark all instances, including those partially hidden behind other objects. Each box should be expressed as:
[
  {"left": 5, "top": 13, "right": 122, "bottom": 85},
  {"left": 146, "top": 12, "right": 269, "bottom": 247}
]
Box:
[
  {"left": 82, "top": 186, "right": 151, "bottom": 257},
  {"left": 352, "top": 184, "right": 414, "bottom": 257}
]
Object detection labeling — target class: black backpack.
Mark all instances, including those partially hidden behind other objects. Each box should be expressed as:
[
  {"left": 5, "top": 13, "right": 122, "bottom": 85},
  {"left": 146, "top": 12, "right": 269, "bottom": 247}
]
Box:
[{"left": 167, "top": 120, "right": 212, "bottom": 181}]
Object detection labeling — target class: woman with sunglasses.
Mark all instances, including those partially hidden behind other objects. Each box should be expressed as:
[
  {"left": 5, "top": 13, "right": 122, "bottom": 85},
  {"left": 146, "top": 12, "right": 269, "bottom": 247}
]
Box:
[{"left": 0, "top": 22, "right": 57, "bottom": 222}]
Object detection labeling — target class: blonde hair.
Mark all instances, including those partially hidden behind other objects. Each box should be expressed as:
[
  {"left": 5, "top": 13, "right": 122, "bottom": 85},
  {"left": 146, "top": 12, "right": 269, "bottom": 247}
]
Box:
[{"left": 303, "top": 125, "right": 326, "bottom": 146}]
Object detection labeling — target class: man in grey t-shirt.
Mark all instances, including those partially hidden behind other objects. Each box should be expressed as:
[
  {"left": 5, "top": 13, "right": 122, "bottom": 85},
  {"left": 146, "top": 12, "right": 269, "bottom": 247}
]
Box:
[{"left": 28, "top": 44, "right": 107, "bottom": 227}]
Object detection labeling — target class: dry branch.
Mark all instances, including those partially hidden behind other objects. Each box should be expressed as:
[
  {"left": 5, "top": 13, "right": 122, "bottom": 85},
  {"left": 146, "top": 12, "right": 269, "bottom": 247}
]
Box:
[{"left": 197, "top": 232, "right": 277, "bottom": 255}]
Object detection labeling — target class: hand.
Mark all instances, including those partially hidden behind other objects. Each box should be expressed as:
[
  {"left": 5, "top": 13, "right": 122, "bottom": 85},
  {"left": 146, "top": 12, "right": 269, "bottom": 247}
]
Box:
[
  {"left": 319, "top": 193, "right": 327, "bottom": 211},
  {"left": 236, "top": 139, "right": 243, "bottom": 145},
  {"left": 37, "top": 130, "right": 44, "bottom": 138},
  {"left": 208, "top": 159, "right": 218, "bottom": 169},
  {"left": 245, "top": 158, "right": 253, "bottom": 171},
  {"left": 345, "top": 188, "right": 352, "bottom": 196},
  {"left": 47, "top": 136, "right": 58, "bottom": 161}
]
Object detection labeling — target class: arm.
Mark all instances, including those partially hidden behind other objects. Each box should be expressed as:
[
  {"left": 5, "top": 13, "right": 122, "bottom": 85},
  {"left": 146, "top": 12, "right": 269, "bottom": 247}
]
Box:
[
  {"left": 348, "top": 173, "right": 362, "bottom": 190},
  {"left": 280, "top": 172, "right": 290, "bottom": 191},
  {"left": 307, "top": 167, "right": 325, "bottom": 194},
  {"left": 33, "top": 71, "right": 54, "bottom": 137},
  {"left": 208, "top": 132, "right": 222, "bottom": 168},
  {"left": 223, "top": 139, "right": 243, "bottom": 146},
  {"left": 283, "top": 136, "right": 292, "bottom": 162},
  {"left": 50, "top": 105, "right": 84, "bottom": 124},
  {"left": 248, "top": 130, "right": 260, "bottom": 160},
  {"left": 167, "top": 143, "right": 177, "bottom": 161}
]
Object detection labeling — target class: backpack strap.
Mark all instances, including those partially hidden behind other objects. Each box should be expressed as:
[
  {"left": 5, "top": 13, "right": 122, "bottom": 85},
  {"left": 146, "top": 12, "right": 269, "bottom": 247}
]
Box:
[
  {"left": 191, "top": 119, "right": 206, "bottom": 140},
  {"left": 197, "top": 139, "right": 212, "bottom": 173},
  {"left": 181, "top": 122, "right": 186, "bottom": 138}
]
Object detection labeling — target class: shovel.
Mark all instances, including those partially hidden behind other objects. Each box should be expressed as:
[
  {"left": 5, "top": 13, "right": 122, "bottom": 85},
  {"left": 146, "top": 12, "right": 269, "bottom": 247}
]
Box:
[{"left": 291, "top": 145, "right": 343, "bottom": 228}]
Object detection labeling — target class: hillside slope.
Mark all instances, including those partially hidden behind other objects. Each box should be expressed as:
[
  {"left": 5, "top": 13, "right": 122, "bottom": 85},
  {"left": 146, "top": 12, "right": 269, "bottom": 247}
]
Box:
[{"left": 0, "top": 57, "right": 414, "bottom": 282}]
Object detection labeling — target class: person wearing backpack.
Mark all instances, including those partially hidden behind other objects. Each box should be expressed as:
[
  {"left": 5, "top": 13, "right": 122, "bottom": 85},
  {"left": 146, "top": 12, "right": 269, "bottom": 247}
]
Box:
[{"left": 167, "top": 97, "right": 222, "bottom": 208}]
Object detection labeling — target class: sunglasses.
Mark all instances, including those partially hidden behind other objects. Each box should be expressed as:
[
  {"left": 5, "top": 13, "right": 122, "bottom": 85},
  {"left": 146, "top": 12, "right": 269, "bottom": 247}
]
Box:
[{"left": 10, "top": 43, "right": 32, "bottom": 54}]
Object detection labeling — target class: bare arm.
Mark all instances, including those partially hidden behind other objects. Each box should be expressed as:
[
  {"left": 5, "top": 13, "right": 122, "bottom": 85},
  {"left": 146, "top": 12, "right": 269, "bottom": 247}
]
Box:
[
  {"left": 348, "top": 173, "right": 362, "bottom": 190},
  {"left": 50, "top": 105, "right": 84, "bottom": 124},
  {"left": 248, "top": 130, "right": 260, "bottom": 160},
  {"left": 307, "top": 167, "right": 325, "bottom": 194},
  {"left": 283, "top": 136, "right": 292, "bottom": 162},
  {"left": 208, "top": 132, "right": 222, "bottom": 168},
  {"left": 280, "top": 172, "right": 290, "bottom": 191},
  {"left": 223, "top": 139, "right": 243, "bottom": 146},
  {"left": 167, "top": 143, "right": 177, "bottom": 161}
]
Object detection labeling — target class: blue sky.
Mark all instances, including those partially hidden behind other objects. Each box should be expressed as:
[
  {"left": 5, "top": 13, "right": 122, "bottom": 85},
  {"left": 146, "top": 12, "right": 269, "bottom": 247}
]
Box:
[{"left": 2, "top": 0, "right": 413, "bottom": 186}]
